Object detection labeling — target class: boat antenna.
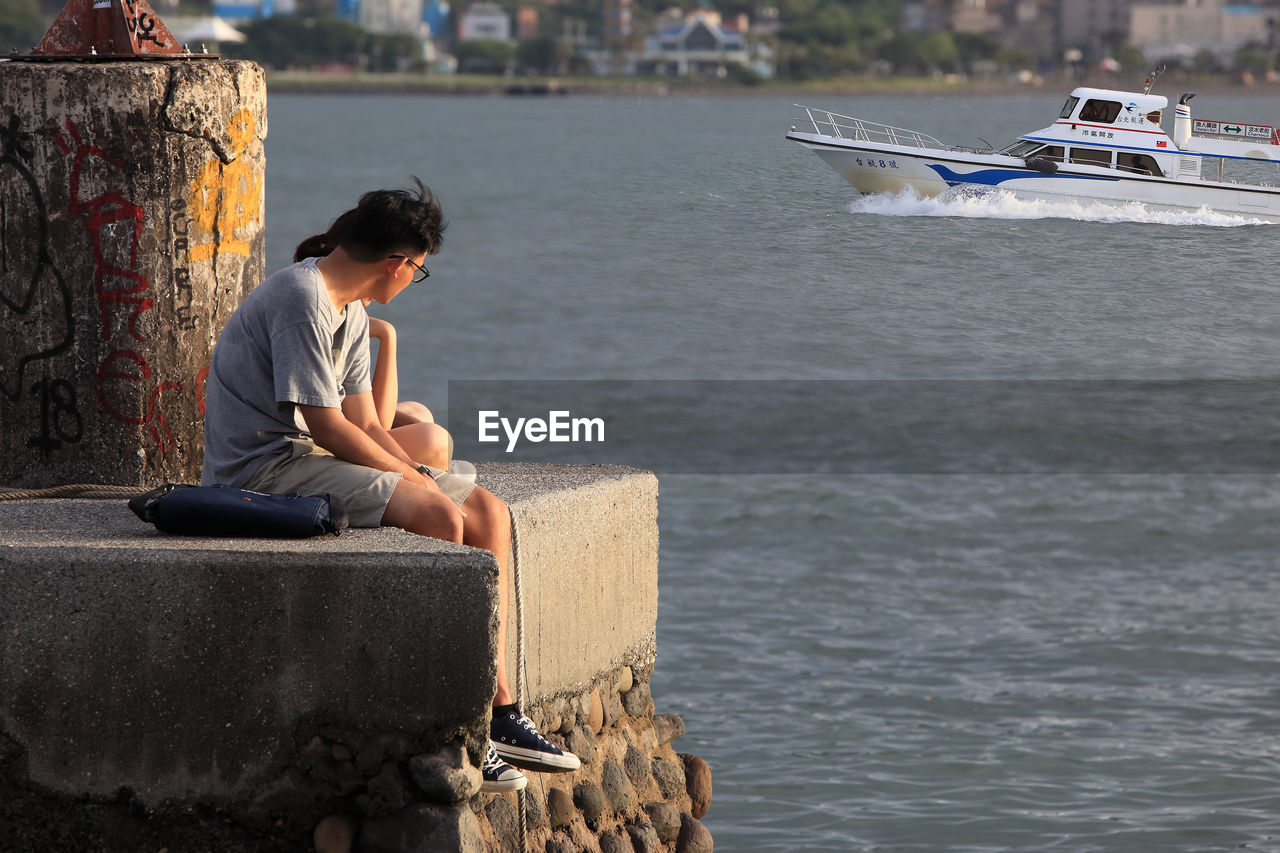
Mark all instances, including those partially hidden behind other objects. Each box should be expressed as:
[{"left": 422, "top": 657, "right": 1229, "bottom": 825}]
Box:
[{"left": 1143, "top": 64, "right": 1166, "bottom": 95}]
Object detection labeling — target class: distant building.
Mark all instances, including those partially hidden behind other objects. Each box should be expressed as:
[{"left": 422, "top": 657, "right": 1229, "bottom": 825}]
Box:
[
  {"left": 1060, "top": 0, "right": 1137, "bottom": 55},
  {"left": 603, "top": 0, "right": 633, "bottom": 44},
  {"left": 458, "top": 1, "right": 512, "bottom": 41},
  {"left": 951, "top": 0, "right": 1002, "bottom": 34},
  {"left": 213, "top": 0, "right": 274, "bottom": 22},
  {"left": 424, "top": 0, "right": 451, "bottom": 38},
  {"left": 902, "top": 0, "right": 949, "bottom": 33},
  {"left": 360, "top": 0, "right": 425, "bottom": 34},
  {"left": 1129, "top": 0, "right": 1274, "bottom": 65},
  {"left": 640, "top": 9, "right": 774, "bottom": 76}
]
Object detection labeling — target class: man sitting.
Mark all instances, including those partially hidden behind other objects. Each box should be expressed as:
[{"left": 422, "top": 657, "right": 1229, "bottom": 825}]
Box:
[{"left": 201, "top": 179, "right": 579, "bottom": 793}]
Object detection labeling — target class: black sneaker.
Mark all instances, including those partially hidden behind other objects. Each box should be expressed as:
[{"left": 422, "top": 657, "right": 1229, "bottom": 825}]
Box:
[
  {"left": 491, "top": 708, "right": 582, "bottom": 772},
  {"left": 480, "top": 743, "right": 527, "bottom": 793}
]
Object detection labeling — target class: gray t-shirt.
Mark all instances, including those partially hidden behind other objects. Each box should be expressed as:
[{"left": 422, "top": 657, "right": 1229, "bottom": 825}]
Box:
[{"left": 201, "top": 258, "right": 372, "bottom": 487}]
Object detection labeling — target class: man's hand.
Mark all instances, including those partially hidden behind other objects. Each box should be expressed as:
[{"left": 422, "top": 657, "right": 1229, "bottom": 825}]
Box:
[{"left": 298, "top": 398, "right": 434, "bottom": 488}]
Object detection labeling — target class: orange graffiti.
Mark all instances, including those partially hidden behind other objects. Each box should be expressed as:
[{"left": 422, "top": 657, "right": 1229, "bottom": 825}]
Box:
[{"left": 187, "top": 109, "right": 262, "bottom": 263}]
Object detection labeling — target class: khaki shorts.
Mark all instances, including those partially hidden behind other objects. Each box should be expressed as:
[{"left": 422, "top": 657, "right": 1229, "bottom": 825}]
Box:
[{"left": 247, "top": 445, "right": 476, "bottom": 528}]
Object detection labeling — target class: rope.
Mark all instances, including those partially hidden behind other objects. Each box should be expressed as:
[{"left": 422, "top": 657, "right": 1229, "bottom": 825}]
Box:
[
  {"left": 0, "top": 483, "right": 149, "bottom": 501},
  {"left": 509, "top": 504, "right": 531, "bottom": 853}
]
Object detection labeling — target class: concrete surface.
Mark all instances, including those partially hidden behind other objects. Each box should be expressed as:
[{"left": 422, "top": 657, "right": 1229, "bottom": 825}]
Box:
[
  {"left": 0, "top": 59, "right": 266, "bottom": 487},
  {"left": 0, "top": 462, "right": 658, "bottom": 807}
]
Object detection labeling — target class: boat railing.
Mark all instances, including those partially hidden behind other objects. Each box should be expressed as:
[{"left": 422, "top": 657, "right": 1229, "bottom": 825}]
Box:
[{"left": 793, "top": 105, "right": 948, "bottom": 151}]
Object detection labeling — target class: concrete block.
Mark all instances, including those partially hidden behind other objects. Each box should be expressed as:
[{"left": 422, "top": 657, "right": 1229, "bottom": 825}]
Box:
[
  {"left": 0, "top": 462, "right": 658, "bottom": 810},
  {"left": 0, "top": 59, "right": 266, "bottom": 487},
  {"left": 495, "top": 463, "right": 659, "bottom": 700}
]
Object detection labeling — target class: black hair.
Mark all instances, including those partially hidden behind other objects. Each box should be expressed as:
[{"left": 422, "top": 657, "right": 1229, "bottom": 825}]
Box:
[
  {"left": 293, "top": 208, "right": 355, "bottom": 262},
  {"left": 292, "top": 178, "right": 446, "bottom": 264}
]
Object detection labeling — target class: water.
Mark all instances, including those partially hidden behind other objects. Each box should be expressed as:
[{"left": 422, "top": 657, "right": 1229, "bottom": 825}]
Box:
[{"left": 265, "top": 92, "right": 1280, "bottom": 850}]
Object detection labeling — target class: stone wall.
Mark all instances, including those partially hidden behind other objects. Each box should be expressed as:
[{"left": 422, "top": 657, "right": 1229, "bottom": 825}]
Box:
[
  {"left": 0, "top": 59, "right": 266, "bottom": 487},
  {"left": 0, "top": 463, "right": 713, "bottom": 852},
  {"left": 306, "top": 663, "right": 714, "bottom": 853}
]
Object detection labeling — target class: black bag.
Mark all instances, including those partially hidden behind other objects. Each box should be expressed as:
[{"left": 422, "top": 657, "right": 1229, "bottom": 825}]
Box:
[{"left": 128, "top": 483, "right": 348, "bottom": 538}]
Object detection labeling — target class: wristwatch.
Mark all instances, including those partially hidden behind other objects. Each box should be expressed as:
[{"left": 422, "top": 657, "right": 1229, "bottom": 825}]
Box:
[{"left": 416, "top": 464, "right": 431, "bottom": 476}]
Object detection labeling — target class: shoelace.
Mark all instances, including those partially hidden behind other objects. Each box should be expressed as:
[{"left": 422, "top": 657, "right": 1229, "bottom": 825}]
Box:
[
  {"left": 514, "top": 714, "right": 549, "bottom": 744},
  {"left": 483, "top": 745, "right": 509, "bottom": 776}
]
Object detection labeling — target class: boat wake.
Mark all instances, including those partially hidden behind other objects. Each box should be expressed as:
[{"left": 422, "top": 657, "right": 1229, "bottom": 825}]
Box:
[{"left": 846, "top": 188, "right": 1272, "bottom": 227}]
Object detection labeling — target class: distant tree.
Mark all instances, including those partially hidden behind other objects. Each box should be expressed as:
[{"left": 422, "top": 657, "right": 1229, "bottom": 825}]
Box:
[
  {"left": 725, "top": 60, "right": 763, "bottom": 84},
  {"left": 516, "top": 35, "right": 569, "bottom": 74},
  {"left": 0, "top": 0, "right": 46, "bottom": 52},
  {"left": 1110, "top": 42, "right": 1147, "bottom": 73},
  {"left": 775, "top": 0, "right": 896, "bottom": 77},
  {"left": 455, "top": 39, "right": 516, "bottom": 74},
  {"left": 222, "top": 17, "right": 418, "bottom": 71},
  {"left": 877, "top": 31, "right": 957, "bottom": 74},
  {"left": 1234, "top": 45, "right": 1272, "bottom": 74},
  {"left": 1192, "top": 48, "right": 1219, "bottom": 74},
  {"left": 953, "top": 31, "right": 999, "bottom": 66},
  {"left": 997, "top": 47, "right": 1038, "bottom": 73}
]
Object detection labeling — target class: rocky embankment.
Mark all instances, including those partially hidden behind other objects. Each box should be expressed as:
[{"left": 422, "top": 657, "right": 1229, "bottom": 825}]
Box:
[
  {"left": 1, "top": 662, "right": 712, "bottom": 853},
  {"left": 317, "top": 661, "right": 714, "bottom": 853}
]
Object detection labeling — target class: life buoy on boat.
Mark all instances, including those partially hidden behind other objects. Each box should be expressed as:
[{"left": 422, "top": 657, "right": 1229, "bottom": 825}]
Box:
[{"left": 1024, "top": 156, "right": 1058, "bottom": 174}]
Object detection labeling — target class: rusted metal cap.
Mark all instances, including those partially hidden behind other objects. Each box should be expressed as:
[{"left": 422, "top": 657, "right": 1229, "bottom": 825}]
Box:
[{"left": 21, "top": 0, "right": 217, "bottom": 60}]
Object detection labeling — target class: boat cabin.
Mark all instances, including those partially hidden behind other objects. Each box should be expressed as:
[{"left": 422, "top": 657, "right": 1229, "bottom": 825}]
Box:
[
  {"left": 1057, "top": 88, "right": 1168, "bottom": 130},
  {"left": 1002, "top": 85, "right": 1280, "bottom": 186},
  {"left": 999, "top": 87, "right": 1177, "bottom": 176}
]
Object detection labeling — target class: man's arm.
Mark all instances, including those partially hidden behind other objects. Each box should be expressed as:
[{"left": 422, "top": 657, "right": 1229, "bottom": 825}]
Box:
[
  {"left": 298, "top": 391, "right": 434, "bottom": 488},
  {"left": 366, "top": 317, "right": 399, "bottom": 432}
]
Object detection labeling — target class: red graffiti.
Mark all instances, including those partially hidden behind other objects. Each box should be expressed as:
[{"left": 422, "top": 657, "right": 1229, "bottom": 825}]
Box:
[
  {"left": 54, "top": 120, "right": 154, "bottom": 344},
  {"left": 55, "top": 120, "right": 183, "bottom": 458},
  {"left": 96, "top": 349, "right": 183, "bottom": 456},
  {"left": 196, "top": 365, "right": 209, "bottom": 416}
]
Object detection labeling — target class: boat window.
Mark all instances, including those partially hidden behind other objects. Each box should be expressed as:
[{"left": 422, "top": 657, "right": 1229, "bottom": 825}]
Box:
[
  {"left": 1004, "top": 140, "right": 1041, "bottom": 157},
  {"left": 1078, "top": 99, "right": 1122, "bottom": 123},
  {"left": 1069, "top": 147, "right": 1113, "bottom": 166},
  {"left": 1145, "top": 110, "right": 1162, "bottom": 126},
  {"left": 1117, "top": 152, "right": 1163, "bottom": 176},
  {"left": 1034, "top": 145, "right": 1065, "bottom": 162},
  {"left": 1058, "top": 97, "right": 1079, "bottom": 119}
]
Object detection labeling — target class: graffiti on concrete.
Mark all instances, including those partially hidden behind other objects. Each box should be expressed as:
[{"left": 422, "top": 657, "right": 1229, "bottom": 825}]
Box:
[
  {"left": 169, "top": 197, "right": 197, "bottom": 331},
  {"left": 188, "top": 109, "right": 263, "bottom": 263},
  {"left": 51, "top": 118, "right": 184, "bottom": 457},
  {"left": 0, "top": 113, "right": 80, "bottom": 454}
]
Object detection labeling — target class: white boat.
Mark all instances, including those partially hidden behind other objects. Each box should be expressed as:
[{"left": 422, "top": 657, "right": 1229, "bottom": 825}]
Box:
[{"left": 787, "top": 80, "right": 1280, "bottom": 221}]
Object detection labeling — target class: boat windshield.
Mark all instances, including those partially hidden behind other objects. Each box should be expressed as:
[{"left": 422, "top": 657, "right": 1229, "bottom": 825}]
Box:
[
  {"left": 1003, "top": 140, "right": 1041, "bottom": 157},
  {"left": 1058, "top": 97, "right": 1079, "bottom": 119}
]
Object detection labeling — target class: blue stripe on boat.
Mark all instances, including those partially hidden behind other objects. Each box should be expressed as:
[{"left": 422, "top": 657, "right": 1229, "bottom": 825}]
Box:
[{"left": 926, "top": 164, "right": 1119, "bottom": 187}]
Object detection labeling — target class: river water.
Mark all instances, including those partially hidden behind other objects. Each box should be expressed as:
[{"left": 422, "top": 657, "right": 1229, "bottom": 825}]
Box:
[{"left": 265, "top": 90, "right": 1280, "bottom": 851}]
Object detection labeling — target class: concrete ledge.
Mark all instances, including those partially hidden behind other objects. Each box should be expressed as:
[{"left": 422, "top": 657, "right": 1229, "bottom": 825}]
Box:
[{"left": 0, "top": 462, "right": 658, "bottom": 809}]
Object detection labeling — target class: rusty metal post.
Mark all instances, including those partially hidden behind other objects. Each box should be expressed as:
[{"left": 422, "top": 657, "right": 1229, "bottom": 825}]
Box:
[
  {"left": 0, "top": 56, "right": 266, "bottom": 487},
  {"left": 31, "top": 0, "right": 187, "bottom": 59}
]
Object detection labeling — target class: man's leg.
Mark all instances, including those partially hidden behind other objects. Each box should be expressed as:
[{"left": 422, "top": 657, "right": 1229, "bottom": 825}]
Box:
[
  {"left": 382, "top": 479, "right": 533, "bottom": 793},
  {"left": 380, "top": 478, "right": 465, "bottom": 541},
  {"left": 389, "top": 422, "right": 453, "bottom": 472},
  {"left": 455, "top": 485, "right": 513, "bottom": 702},
  {"left": 386, "top": 480, "right": 515, "bottom": 703},
  {"left": 459, "top": 485, "right": 581, "bottom": 774}
]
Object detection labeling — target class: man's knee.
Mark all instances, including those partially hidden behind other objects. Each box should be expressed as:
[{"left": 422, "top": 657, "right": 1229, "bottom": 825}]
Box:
[
  {"left": 384, "top": 480, "right": 465, "bottom": 541},
  {"left": 394, "top": 401, "right": 434, "bottom": 425},
  {"left": 466, "top": 486, "right": 508, "bottom": 520}
]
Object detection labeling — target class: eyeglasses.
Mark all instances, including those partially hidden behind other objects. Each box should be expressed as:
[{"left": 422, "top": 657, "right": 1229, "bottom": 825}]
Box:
[{"left": 390, "top": 254, "right": 430, "bottom": 283}]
